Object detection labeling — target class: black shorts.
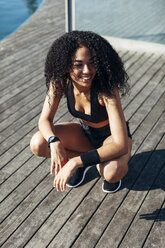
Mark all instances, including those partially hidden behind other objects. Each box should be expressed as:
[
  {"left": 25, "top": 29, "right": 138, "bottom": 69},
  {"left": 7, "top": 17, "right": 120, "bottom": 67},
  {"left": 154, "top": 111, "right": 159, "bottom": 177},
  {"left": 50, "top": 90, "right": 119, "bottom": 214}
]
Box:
[{"left": 79, "top": 119, "right": 132, "bottom": 149}]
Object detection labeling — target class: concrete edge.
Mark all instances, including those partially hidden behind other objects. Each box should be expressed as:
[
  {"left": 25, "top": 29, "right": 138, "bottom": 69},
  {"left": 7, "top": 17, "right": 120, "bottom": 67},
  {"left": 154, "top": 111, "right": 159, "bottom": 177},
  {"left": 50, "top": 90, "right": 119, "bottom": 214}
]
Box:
[{"left": 104, "top": 36, "right": 165, "bottom": 55}]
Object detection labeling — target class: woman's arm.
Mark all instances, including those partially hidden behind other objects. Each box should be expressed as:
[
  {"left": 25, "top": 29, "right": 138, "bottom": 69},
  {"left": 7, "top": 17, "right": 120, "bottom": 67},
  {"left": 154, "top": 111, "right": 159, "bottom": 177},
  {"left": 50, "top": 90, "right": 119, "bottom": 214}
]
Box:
[
  {"left": 38, "top": 83, "right": 68, "bottom": 175},
  {"left": 97, "top": 88, "right": 129, "bottom": 162},
  {"left": 38, "top": 83, "right": 61, "bottom": 141}
]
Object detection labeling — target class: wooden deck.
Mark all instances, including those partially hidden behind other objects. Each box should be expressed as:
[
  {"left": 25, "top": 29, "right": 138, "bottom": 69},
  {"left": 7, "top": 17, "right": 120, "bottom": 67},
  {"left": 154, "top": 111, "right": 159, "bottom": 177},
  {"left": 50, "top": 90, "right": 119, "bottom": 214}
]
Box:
[{"left": 0, "top": 0, "right": 165, "bottom": 247}]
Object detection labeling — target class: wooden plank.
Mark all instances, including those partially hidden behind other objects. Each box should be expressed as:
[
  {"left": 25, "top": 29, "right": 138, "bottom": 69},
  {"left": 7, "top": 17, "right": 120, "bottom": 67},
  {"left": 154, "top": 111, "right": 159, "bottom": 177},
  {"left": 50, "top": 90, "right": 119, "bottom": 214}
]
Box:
[
  {"left": 0, "top": 61, "right": 44, "bottom": 94},
  {"left": 59, "top": 135, "right": 165, "bottom": 247},
  {"left": 0, "top": 103, "right": 42, "bottom": 143},
  {"left": 0, "top": 74, "right": 44, "bottom": 113},
  {"left": 0, "top": 113, "right": 73, "bottom": 193},
  {"left": 0, "top": 82, "right": 45, "bottom": 122},
  {"left": 1, "top": 50, "right": 159, "bottom": 244},
  {"left": 0, "top": 99, "right": 68, "bottom": 158},
  {"left": 0, "top": 68, "right": 45, "bottom": 105},
  {"left": 0, "top": 173, "right": 71, "bottom": 247},
  {"left": 0, "top": 55, "right": 164, "bottom": 247},
  {"left": 94, "top": 119, "right": 165, "bottom": 247},
  {"left": 131, "top": 92, "right": 165, "bottom": 154},
  {"left": 129, "top": 76, "right": 165, "bottom": 135},
  {"left": 0, "top": 106, "right": 71, "bottom": 174},
  {"left": 124, "top": 51, "right": 144, "bottom": 70},
  {"left": 0, "top": 1, "right": 165, "bottom": 247},
  {"left": 23, "top": 99, "right": 165, "bottom": 246},
  {"left": 1, "top": 177, "right": 99, "bottom": 247},
  {"left": 0, "top": 66, "right": 163, "bottom": 248},
  {"left": 0, "top": 115, "right": 40, "bottom": 160},
  {"left": 0, "top": 31, "right": 58, "bottom": 81},
  {"left": 0, "top": 96, "right": 68, "bottom": 144},
  {"left": 127, "top": 112, "right": 165, "bottom": 184},
  {"left": 0, "top": 43, "right": 60, "bottom": 89},
  {"left": 125, "top": 52, "right": 152, "bottom": 77},
  {"left": 45, "top": 70, "right": 165, "bottom": 245},
  {"left": 0, "top": 29, "right": 57, "bottom": 70},
  {"left": 59, "top": 109, "right": 165, "bottom": 248},
  {"left": 143, "top": 202, "right": 165, "bottom": 248},
  {"left": 47, "top": 179, "right": 105, "bottom": 248},
  {"left": 0, "top": 155, "right": 46, "bottom": 203},
  {"left": 0, "top": 157, "right": 48, "bottom": 223},
  {"left": 0, "top": 146, "right": 33, "bottom": 184},
  {"left": 122, "top": 55, "right": 164, "bottom": 110},
  {"left": 71, "top": 186, "right": 128, "bottom": 248},
  {"left": 127, "top": 53, "right": 161, "bottom": 89},
  {"left": 0, "top": 174, "right": 58, "bottom": 246},
  {"left": 119, "top": 156, "right": 165, "bottom": 248},
  {"left": 0, "top": 118, "right": 74, "bottom": 221},
  {"left": 124, "top": 59, "right": 164, "bottom": 120},
  {"left": 0, "top": 90, "right": 45, "bottom": 131},
  {"left": 119, "top": 50, "right": 129, "bottom": 61}
]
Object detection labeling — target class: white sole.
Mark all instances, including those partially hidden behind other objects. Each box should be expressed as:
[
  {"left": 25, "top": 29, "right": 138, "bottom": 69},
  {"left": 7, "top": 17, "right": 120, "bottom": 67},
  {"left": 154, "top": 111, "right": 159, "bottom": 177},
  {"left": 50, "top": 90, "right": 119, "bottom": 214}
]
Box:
[
  {"left": 66, "top": 166, "right": 92, "bottom": 188},
  {"left": 102, "top": 180, "right": 122, "bottom": 193}
]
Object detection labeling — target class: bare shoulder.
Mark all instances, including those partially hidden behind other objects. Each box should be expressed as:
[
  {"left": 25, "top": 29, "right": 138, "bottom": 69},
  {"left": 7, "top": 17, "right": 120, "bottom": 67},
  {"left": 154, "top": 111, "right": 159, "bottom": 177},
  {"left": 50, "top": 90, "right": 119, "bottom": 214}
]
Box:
[
  {"left": 101, "top": 88, "right": 121, "bottom": 108},
  {"left": 101, "top": 88, "right": 127, "bottom": 140}
]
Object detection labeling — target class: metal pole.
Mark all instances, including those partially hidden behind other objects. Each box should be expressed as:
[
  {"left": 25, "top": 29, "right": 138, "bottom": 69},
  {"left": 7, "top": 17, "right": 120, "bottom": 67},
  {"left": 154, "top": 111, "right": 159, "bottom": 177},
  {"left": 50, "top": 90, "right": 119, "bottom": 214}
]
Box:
[
  {"left": 65, "top": 0, "right": 69, "bottom": 32},
  {"left": 72, "top": 0, "right": 76, "bottom": 30},
  {"left": 65, "top": 0, "right": 76, "bottom": 32}
]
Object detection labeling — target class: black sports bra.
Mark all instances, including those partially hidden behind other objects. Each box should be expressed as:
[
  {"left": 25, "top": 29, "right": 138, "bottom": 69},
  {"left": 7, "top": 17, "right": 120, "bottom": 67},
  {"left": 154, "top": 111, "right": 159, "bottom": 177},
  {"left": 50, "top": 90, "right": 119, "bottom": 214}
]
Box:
[{"left": 67, "top": 80, "right": 108, "bottom": 123}]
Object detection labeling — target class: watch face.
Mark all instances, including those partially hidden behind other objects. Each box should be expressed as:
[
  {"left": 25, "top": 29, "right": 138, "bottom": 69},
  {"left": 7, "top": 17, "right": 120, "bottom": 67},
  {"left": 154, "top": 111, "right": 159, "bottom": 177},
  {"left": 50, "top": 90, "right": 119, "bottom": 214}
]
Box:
[
  {"left": 50, "top": 136, "right": 56, "bottom": 143},
  {"left": 48, "top": 136, "right": 59, "bottom": 145}
]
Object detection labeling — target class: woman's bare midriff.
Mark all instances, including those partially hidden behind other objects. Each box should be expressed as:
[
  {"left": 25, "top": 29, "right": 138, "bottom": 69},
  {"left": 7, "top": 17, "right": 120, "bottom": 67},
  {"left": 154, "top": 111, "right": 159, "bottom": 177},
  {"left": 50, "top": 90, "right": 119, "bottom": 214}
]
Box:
[{"left": 80, "top": 118, "right": 109, "bottom": 128}]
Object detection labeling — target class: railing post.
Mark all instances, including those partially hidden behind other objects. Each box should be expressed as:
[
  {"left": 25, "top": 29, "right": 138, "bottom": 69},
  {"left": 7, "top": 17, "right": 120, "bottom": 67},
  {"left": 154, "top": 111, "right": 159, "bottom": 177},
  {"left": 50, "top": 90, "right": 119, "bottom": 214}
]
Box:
[{"left": 65, "top": 0, "right": 76, "bottom": 32}]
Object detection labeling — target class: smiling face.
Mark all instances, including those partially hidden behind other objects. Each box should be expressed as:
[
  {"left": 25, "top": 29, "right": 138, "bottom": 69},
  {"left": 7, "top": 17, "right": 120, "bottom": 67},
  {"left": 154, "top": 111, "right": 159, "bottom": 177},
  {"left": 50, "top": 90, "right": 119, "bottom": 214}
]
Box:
[{"left": 69, "top": 46, "right": 96, "bottom": 90}]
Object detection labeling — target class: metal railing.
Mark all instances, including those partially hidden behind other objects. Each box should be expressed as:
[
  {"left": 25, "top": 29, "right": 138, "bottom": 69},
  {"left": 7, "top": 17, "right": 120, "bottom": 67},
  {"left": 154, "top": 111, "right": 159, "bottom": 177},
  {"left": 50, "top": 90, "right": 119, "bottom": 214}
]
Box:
[{"left": 65, "top": 0, "right": 76, "bottom": 32}]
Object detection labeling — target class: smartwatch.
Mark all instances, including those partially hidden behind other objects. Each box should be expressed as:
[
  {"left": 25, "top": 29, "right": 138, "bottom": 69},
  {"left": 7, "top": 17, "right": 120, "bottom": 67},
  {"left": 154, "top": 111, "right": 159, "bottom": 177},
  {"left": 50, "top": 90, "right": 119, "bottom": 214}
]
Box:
[{"left": 48, "top": 136, "right": 60, "bottom": 147}]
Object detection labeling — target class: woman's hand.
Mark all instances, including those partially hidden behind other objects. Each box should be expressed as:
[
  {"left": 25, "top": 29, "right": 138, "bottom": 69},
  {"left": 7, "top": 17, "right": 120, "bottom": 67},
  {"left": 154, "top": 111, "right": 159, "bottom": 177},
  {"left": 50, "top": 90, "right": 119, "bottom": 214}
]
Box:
[
  {"left": 54, "top": 157, "right": 81, "bottom": 191},
  {"left": 50, "top": 141, "right": 68, "bottom": 176}
]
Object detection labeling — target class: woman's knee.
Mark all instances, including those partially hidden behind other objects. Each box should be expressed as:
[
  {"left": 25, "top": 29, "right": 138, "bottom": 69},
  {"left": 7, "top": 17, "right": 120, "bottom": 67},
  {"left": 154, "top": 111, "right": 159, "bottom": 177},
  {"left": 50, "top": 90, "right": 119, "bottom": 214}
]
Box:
[
  {"left": 97, "top": 160, "right": 128, "bottom": 183},
  {"left": 30, "top": 131, "right": 47, "bottom": 156}
]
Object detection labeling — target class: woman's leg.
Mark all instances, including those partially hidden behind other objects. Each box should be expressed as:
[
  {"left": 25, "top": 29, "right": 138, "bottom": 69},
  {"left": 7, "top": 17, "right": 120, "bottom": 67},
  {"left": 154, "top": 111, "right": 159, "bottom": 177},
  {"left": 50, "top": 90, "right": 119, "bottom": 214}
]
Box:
[
  {"left": 30, "top": 122, "right": 94, "bottom": 158},
  {"left": 30, "top": 122, "right": 132, "bottom": 190},
  {"left": 96, "top": 137, "right": 132, "bottom": 183}
]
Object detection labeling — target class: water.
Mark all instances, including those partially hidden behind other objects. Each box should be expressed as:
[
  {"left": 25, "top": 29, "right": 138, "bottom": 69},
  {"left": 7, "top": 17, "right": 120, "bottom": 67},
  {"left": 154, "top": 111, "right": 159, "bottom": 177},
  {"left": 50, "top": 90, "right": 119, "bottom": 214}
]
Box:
[
  {"left": 75, "top": 0, "right": 165, "bottom": 45},
  {"left": 0, "top": 0, "right": 43, "bottom": 41}
]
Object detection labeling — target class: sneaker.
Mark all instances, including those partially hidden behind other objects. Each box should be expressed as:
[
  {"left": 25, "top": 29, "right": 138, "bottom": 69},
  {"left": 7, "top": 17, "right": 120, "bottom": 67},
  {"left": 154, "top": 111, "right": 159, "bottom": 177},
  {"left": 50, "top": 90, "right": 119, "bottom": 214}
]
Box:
[
  {"left": 102, "top": 179, "right": 121, "bottom": 193},
  {"left": 66, "top": 166, "right": 92, "bottom": 188}
]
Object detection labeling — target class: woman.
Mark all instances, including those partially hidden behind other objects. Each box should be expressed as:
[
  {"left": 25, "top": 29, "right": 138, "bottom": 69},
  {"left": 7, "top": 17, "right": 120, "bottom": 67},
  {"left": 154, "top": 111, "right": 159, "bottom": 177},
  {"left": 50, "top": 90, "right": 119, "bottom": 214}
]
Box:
[{"left": 30, "top": 31, "right": 132, "bottom": 193}]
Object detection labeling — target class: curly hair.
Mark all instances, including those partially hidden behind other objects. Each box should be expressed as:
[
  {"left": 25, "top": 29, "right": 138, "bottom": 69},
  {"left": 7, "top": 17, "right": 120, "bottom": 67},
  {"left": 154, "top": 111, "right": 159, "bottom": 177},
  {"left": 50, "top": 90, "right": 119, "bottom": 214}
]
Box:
[{"left": 45, "top": 30, "right": 129, "bottom": 97}]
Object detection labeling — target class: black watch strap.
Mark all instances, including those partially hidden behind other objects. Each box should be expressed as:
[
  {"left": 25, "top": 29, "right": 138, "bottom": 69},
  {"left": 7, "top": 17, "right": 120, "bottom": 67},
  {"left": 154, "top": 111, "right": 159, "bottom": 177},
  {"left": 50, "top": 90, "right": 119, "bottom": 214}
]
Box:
[{"left": 48, "top": 136, "right": 60, "bottom": 147}]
